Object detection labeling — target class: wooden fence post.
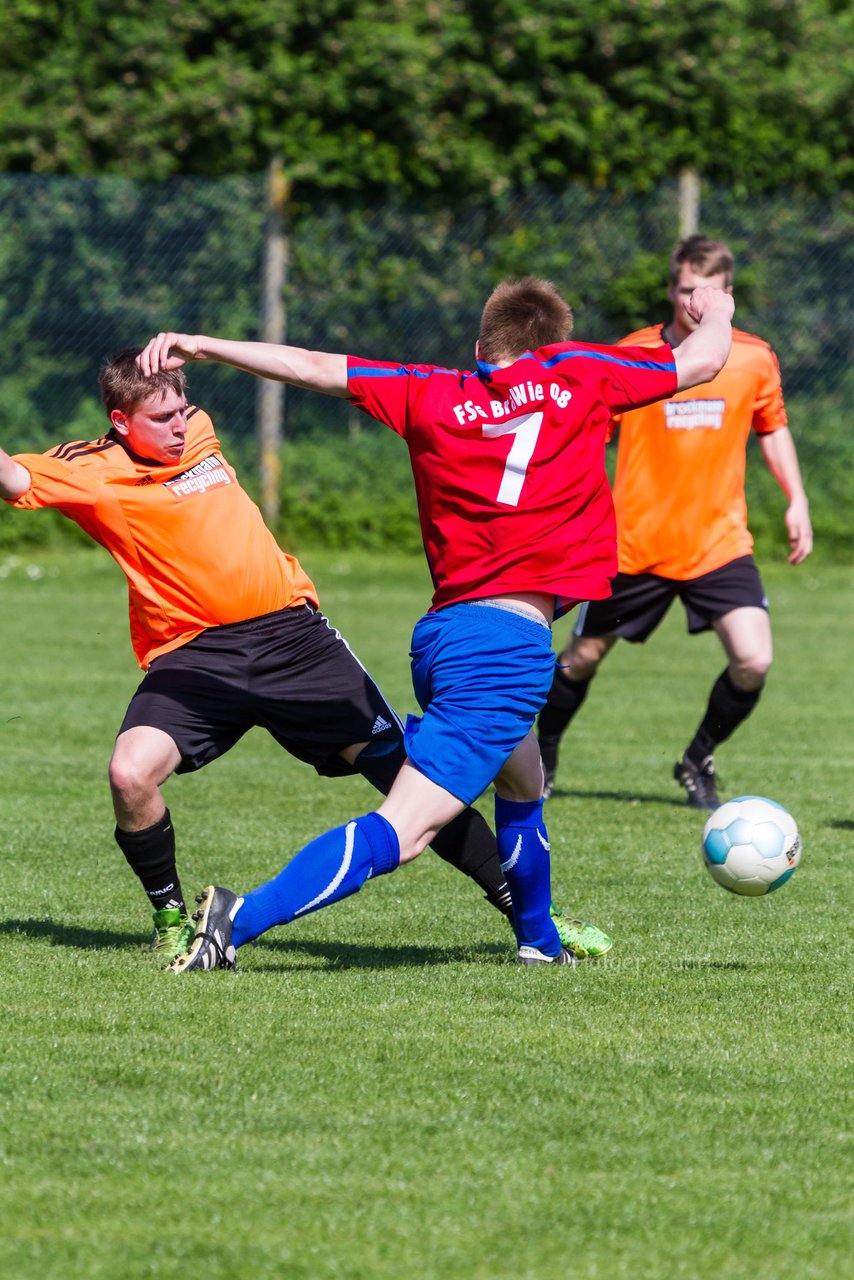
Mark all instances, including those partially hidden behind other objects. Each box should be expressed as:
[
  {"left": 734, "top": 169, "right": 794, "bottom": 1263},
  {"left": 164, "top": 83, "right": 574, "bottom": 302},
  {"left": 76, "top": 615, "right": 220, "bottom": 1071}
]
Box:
[
  {"left": 678, "top": 167, "right": 701, "bottom": 238},
  {"left": 257, "top": 157, "right": 290, "bottom": 528}
]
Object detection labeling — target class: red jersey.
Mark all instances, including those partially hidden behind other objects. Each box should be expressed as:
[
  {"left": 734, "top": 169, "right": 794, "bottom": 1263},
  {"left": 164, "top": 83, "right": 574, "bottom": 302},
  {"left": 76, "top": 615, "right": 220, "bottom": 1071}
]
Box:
[
  {"left": 6, "top": 408, "right": 318, "bottom": 668},
  {"left": 347, "top": 343, "right": 677, "bottom": 613}
]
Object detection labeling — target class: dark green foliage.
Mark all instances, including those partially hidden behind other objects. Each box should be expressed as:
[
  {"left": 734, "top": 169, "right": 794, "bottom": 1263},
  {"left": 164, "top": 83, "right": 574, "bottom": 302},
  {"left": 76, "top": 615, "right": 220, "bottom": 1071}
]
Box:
[
  {"left": 0, "top": 1, "right": 851, "bottom": 197},
  {"left": 278, "top": 427, "right": 423, "bottom": 554},
  {"left": 0, "top": 173, "right": 265, "bottom": 453},
  {"left": 1, "top": 173, "right": 850, "bottom": 556}
]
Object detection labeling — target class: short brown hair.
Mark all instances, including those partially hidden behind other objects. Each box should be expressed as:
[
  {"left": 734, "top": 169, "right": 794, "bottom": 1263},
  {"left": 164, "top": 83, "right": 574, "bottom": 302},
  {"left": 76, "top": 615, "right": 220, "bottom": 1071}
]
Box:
[
  {"left": 478, "top": 277, "right": 573, "bottom": 364},
  {"left": 669, "top": 235, "right": 735, "bottom": 288},
  {"left": 99, "top": 347, "right": 187, "bottom": 417}
]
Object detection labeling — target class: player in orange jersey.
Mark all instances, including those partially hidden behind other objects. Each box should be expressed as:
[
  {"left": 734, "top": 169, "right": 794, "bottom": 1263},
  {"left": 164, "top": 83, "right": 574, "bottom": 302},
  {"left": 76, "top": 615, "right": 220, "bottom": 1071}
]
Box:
[
  {"left": 0, "top": 349, "right": 610, "bottom": 960},
  {"left": 537, "top": 236, "right": 812, "bottom": 808}
]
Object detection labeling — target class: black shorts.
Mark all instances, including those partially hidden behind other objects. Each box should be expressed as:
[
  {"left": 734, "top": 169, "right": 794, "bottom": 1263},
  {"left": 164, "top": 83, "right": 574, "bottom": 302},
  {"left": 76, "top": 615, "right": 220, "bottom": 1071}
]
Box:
[
  {"left": 119, "top": 606, "right": 403, "bottom": 776},
  {"left": 573, "top": 555, "right": 768, "bottom": 643}
]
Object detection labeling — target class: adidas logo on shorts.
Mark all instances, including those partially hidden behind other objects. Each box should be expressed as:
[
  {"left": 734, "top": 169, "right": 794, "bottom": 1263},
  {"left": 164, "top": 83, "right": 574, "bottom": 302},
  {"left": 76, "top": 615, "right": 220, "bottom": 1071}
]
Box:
[{"left": 371, "top": 715, "right": 392, "bottom": 735}]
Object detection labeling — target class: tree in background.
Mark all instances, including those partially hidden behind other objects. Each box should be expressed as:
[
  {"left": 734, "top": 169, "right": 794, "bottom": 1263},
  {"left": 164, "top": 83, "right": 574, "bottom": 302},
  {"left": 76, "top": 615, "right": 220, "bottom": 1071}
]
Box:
[{"left": 0, "top": 0, "right": 850, "bottom": 197}]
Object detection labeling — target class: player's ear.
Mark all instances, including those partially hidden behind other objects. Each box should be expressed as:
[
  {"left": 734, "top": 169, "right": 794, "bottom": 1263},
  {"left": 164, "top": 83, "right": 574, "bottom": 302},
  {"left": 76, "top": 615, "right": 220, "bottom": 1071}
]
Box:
[
  {"left": 475, "top": 340, "right": 481, "bottom": 361},
  {"left": 110, "top": 409, "right": 129, "bottom": 436}
]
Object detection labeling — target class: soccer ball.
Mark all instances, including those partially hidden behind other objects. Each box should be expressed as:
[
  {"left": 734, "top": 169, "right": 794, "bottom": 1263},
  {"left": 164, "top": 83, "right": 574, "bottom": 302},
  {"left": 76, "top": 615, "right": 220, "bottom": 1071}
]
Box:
[{"left": 701, "top": 796, "right": 801, "bottom": 896}]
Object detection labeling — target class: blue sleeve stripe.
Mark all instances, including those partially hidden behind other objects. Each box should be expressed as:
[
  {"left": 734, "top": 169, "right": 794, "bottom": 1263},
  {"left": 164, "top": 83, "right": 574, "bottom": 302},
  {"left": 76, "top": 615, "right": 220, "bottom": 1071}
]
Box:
[
  {"left": 348, "top": 364, "right": 459, "bottom": 380},
  {"left": 477, "top": 351, "right": 676, "bottom": 375},
  {"left": 538, "top": 350, "right": 676, "bottom": 373}
]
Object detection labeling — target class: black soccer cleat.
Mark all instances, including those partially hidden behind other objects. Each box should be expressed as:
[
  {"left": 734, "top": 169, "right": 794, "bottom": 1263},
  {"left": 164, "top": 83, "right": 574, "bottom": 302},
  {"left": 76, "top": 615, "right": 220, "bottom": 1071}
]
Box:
[
  {"left": 517, "top": 944, "right": 577, "bottom": 966},
  {"left": 673, "top": 753, "right": 721, "bottom": 811},
  {"left": 167, "top": 885, "right": 242, "bottom": 973},
  {"left": 538, "top": 733, "right": 561, "bottom": 800}
]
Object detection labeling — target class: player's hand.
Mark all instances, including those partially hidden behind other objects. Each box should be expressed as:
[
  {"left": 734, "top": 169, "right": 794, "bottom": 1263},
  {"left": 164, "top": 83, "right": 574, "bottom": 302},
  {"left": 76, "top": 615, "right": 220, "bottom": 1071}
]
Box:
[
  {"left": 785, "top": 495, "right": 813, "bottom": 564},
  {"left": 137, "top": 333, "right": 202, "bottom": 377},
  {"left": 684, "top": 287, "right": 735, "bottom": 325}
]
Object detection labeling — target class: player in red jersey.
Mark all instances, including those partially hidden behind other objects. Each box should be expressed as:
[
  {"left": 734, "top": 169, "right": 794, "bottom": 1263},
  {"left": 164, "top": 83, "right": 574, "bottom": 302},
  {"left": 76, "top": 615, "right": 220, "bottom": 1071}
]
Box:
[
  {"left": 0, "top": 349, "right": 606, "bottom": 962},
  {"left": 137, "top": 275, "right": 733, "bottom": 971},
  {"left": 536, "top": 237, "right": 812, "bottom": 808}
]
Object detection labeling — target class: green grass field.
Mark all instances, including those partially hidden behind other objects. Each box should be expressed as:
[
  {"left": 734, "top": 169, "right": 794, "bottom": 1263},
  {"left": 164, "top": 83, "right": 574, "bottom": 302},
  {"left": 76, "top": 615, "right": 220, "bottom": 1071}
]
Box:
[{"left": 0, "top": 547, "right": 851, "bottom": 1280}]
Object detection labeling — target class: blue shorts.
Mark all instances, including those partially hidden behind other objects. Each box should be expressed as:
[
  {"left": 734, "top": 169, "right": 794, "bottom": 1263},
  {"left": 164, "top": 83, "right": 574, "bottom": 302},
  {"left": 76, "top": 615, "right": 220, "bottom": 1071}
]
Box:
[{"left": 404, "top": 602, "right": 556, "bottom": 805}]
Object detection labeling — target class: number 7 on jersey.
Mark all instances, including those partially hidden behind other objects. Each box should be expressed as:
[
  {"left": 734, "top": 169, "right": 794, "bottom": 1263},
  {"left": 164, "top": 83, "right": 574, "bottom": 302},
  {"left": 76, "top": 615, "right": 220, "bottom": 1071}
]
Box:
[{"left": 483, "top": 412, "right": 544, "bottom": 506}]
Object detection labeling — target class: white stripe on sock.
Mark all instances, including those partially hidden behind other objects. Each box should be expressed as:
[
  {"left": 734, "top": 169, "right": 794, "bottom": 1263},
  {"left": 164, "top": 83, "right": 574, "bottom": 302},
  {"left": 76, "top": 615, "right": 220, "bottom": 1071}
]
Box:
[
  {"left": 500, "top": 834, "right": 523, "bottom": 874},
  {"left": 294, "top": 821, "right": 357, "bottom": 916}
]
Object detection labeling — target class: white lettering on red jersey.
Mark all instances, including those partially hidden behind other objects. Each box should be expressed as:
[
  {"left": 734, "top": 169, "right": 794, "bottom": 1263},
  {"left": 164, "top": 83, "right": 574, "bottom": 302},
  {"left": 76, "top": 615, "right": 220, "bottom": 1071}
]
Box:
[{"left": 347, "top": 342, "right": 677, "bottom": 614}]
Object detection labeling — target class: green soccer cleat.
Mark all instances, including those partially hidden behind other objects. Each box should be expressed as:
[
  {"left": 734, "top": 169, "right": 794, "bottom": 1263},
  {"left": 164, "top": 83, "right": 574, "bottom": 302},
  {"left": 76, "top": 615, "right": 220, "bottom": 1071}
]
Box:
[
  {"left": 150, "top": 907, "right": 195, "bottom": 964},
  {"left": 550, "top": 906, "right": 613, "bottom": 959}
]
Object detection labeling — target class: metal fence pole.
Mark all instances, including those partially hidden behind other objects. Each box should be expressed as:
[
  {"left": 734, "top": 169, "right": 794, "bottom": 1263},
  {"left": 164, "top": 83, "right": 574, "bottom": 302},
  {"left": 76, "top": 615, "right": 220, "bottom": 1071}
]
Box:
[{"left": 257, "top": 157, "right": 290, "bottom": 527}]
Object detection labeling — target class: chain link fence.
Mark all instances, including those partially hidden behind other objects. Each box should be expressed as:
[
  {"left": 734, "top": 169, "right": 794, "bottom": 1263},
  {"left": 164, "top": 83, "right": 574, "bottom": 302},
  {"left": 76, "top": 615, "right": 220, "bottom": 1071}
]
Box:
[{"left": 1, "top": 173, "right": 851, "bottom": 547}]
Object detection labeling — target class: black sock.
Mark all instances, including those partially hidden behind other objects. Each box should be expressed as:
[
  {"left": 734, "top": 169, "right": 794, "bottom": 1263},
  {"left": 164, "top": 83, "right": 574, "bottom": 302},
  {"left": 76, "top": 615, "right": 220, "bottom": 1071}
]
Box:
[
  {"left": 537, "top": 666, "right": 592, "bottom": 739},
  {"left": 686, "top": 669, "right": 763, "bottom": 763},
  {"left": 355, "top": 739, "right": 513, "bottom": 918},
  {"left": 430, "top": 810, "right": 514, "bottom": 918},
  {"left": 114, "top": 808, "right": 185, "bottom": 914}
]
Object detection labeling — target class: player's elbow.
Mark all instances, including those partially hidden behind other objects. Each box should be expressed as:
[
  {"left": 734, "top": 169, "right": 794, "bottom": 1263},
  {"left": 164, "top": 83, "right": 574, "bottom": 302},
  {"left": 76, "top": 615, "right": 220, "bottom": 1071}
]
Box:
[
  {"left": 0, "top": 462, "right": 31, "bottom": 501},
  {"left": 674, "top": 347, "right": 728, "bottom": 392}
]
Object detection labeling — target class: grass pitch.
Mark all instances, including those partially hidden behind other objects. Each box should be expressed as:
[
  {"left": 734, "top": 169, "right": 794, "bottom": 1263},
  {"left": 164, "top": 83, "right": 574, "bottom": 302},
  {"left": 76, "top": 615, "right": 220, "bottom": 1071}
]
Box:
[{"left": 0, "top": 548, "right": 851, "bottom": 1280}]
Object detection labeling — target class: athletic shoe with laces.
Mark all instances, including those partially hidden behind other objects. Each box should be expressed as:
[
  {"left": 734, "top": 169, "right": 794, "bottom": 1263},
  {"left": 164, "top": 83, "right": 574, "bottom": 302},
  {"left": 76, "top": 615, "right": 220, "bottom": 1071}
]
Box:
[
  {"left": 550, "top": 907, "right": 613, "bottom": 959},
  {"left": 149, "top": 907, "right": 195, "bottom": 963},
  {"left": 518, "top": 944, "right": 577, "bottom": 966},
  {"left": 538, "top": 733, "right": 561, "bottom": 800},
  {"left": 673, "top": 752, "right": 721, "bottom": 810},
  {"left": 167, "top": 885, "right": 243, "bottom": 973}
]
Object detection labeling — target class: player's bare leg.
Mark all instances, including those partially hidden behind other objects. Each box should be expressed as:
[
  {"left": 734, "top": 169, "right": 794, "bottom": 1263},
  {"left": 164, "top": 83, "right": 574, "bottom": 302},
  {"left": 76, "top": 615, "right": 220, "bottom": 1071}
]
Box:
[
  {"left": 110, "top": 726, "right": 182, "bottom": 829},
  {"left": 676, "top": 607, "right": 772, "bottom": 809},
  {"left": 109, "top": 726, "right": 191, "bottom": 957},
  {"left": 714, "top": 607, "right": 773, "bottom": 692},
  {"left": 537, "top": 633, "right": 617, "bottom": 797},
  {"left": 375, "top": 761, "right": 468, "bottom": 861}
]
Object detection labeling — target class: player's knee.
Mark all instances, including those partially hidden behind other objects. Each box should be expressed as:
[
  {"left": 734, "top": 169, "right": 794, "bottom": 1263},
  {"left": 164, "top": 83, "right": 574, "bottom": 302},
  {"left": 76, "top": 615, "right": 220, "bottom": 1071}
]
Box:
[
  {"left": 730, "top": 648, "right": 772, "bottom": 690},
  {"left": 108, "top": 751, "right": 155, "bottom": 804},
  {"left": 561, "top": 636, "right": 608, "bottom": 681}
]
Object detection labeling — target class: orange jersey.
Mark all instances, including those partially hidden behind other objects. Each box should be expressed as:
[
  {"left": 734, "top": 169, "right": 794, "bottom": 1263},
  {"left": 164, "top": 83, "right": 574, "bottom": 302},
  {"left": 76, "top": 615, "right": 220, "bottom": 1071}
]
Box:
[
  {"left": 610, "top": 325, "right": 787, "bottom": 579},
  {"left": 7, "top": 408, "right": 318, "bottom": 668}
]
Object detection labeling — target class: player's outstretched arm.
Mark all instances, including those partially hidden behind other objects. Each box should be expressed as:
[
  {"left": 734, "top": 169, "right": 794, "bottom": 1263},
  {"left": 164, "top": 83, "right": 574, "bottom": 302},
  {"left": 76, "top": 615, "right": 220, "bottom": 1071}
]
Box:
[
  {"left": 672, "top": 287, "right": 735, "bottom": 390},
  {"left": 758, "top": 426, "right": 813, "bottom": 564},
  {"left": 138, "top": 333, "right": 351, "bottom": 399},
  {"left": 0, "top": 446, "right": 31, "bottom": 501}
]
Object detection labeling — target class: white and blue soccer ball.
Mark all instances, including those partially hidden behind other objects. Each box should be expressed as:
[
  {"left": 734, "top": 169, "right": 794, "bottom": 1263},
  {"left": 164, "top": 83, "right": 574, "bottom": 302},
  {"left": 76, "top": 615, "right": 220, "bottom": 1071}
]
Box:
[{"left": 702, "top": 796, "right": 801, "bottom": 896}]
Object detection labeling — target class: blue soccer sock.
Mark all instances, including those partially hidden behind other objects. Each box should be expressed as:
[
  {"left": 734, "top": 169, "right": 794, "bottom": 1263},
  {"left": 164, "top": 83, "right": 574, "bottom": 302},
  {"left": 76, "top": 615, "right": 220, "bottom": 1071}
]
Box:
[
  {"left": 494, "top": 795, "right": 562, "bottom": 957},
  {"left": 231, "top": 812, "right": 400, "bottom": 949}
]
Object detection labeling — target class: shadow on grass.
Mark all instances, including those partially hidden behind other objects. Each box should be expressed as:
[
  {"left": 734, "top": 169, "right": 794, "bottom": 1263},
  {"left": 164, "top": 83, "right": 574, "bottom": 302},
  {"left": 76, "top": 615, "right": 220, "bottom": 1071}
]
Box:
[
  {"left": 253, "top": 937, "right": 509, "bottom": 971},
  {"left": 0, "top": 917, "right": 139, "bottom": 950},
  {"left": 827, "top": 818, "right": 854, "bottom": 830},
  {"left": 549, "top": 785, "right": 687, "bottom": 809}
]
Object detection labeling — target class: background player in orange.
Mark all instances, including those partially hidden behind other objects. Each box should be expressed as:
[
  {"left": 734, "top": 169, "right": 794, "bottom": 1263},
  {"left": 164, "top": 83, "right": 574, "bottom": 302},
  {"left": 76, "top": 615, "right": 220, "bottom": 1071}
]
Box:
[
  {"left": 537, "top": 235, "right": 813, "bottom": 808},
  {"left": 0, "top": 350, "right": 610, "bottom": 962}
]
